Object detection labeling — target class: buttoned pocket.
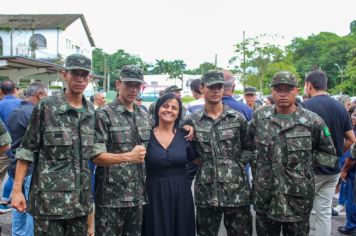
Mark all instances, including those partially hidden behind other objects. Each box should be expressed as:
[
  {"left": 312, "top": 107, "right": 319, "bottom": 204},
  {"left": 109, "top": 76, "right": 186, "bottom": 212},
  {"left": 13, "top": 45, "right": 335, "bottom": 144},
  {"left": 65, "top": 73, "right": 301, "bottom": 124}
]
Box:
[
  {"left": 286, "top": 132, "right": 312, "bottom": 169},
  {"left": 107, "top": 164, "right": 140, "bottom": 202},
  {"left": 38, "top": 161, "right": 75, "bottom": 191},
  {"left": 109, "top": 126, "right": 133, "bottom": 152},
  {"left": 137, "top": 126, "right": 151, "bottom": 148},
  {"left": 195, "top": 164, "right": 215, "bottom": 205},
  {"left": 43, "top": 127, "right": 73, "bottom": 160},
  {"left": 195, "top": 128, "right": 211, "bottom": 153},
  {"left": 39, "top": 191, "right": 76, "bottom": 216}
]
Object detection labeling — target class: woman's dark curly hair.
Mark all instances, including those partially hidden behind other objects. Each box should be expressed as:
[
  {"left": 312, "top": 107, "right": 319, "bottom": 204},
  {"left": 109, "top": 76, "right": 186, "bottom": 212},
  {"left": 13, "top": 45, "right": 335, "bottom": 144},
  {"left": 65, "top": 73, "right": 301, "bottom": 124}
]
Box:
[{"left": 154, "top": 93, "right": 182, "bottom": 131}]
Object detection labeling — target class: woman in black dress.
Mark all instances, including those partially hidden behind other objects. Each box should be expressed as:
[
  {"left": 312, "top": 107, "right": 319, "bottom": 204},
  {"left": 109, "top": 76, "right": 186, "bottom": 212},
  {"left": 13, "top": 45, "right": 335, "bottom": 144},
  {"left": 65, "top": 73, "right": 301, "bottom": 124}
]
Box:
[{"left": 143, "top": 93, "right": 196, "bottom": 236}]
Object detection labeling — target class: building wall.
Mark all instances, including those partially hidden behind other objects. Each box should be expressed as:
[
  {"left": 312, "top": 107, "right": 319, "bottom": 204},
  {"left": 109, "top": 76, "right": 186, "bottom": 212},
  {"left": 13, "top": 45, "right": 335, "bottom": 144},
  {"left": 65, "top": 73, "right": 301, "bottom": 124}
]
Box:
[
  {"left": 60, "top": 18, "right": 92, "bottom": 59},
  {"left": 0, "top": 29, "right": 60, "bottom": 59},
  {"left": 0, "top": 18, "right": 92, "bottom": 60}
]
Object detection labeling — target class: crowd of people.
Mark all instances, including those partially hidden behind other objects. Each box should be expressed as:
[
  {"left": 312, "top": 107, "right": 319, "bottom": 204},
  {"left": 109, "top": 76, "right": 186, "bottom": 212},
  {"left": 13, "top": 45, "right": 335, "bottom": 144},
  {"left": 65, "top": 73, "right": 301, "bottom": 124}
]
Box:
[{"left": 0, "top": 53, "right": 355, "bottom": 236}]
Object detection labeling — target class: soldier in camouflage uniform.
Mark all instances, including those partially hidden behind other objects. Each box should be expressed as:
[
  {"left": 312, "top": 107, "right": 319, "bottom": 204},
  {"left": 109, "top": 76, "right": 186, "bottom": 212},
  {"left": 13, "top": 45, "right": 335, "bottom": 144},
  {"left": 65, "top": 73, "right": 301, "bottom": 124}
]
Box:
[
  {"left": 0, "top": 120, "right": 11, "bottom": 179},
  {"left": 91, "top": 65, "right": 151, "bottom": 236},
  {"left": 187, "top": 70, "right": 252, "bottom": 236},
  {"left": 12, "top": 54, "right": 95, "bottom": 235},
  {"left": 246, "top": 71, "right": 336, "bottom": 236},
  {"left": 244, "top": 86, "right": 261, "bottom": 111},
  {"left": 148, "top": 90, "right": 164, "bottom": 120}
]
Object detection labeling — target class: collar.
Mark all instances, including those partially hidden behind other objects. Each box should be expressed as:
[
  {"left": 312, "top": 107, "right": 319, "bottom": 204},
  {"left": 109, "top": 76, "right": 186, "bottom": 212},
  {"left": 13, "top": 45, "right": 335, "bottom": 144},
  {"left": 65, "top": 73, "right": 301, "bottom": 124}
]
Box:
[
  {"left": 112, "top": 98, "right": 140, "bottom": 114},
  {"left": 3, "top": 94, "right": 17, "bottom": 99},
  {"left": 58, "top": 89, "right": 92, "bottom": 115},
  {"left": 198, "top": 104, "right": 235, "bottom": 121},
  {"left": 261, "top": 105, "right": 310, "bottom": 130}
]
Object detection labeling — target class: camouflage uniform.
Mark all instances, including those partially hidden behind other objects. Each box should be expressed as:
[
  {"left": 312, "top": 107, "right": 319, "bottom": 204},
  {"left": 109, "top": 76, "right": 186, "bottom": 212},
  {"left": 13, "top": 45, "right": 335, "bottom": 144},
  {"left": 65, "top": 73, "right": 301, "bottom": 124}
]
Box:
[
  {"left": 0, "top": 119, "right": 11, "bottom": 147},
  {"left": 15, "top": 54, "right": 94, "bottom": 235},
  {"left": 16, "top": 90, "right": 95, "bottom": 234},
  {"left": 92, "top": 65, "right": 151, "bottom": 236},
  {"left": 0, "top": 119, "right": 11, "bottom": 186},
  {"left": 244, "top": 86, "right": 261, "bottom": 111},
  {"left": 188, "top": 71, "right": 252, "bottom": 236},
  {"left": 246, "top": 71, "right": 336, "bottom": 236}
]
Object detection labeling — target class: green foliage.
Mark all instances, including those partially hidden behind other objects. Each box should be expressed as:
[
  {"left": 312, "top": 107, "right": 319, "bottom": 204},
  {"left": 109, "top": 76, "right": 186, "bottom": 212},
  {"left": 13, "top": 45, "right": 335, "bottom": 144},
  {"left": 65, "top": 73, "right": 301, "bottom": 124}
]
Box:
[
  {"left": 350, "top": 20, "right": 356, "bottom": 34},
  {"left": 289, "top": 32, "right": 356, "bottom": 90},
  {"left": 149, "top": 59, "right": 187, "bottom": 88},
  {"left": 330, "top": 48, "right": 356, "bottom": 95},
  {"left": 185, "top": 62, "right": 219, "bottom": 75},
  {"left": 230, "top": 34, "right": 286, "bottom": 93},
  {"left": 92, "top": 48, "right": 147, "bottom": 90},
  {"left": 181, "top": 96, "right": 195, "bottom": 103}
]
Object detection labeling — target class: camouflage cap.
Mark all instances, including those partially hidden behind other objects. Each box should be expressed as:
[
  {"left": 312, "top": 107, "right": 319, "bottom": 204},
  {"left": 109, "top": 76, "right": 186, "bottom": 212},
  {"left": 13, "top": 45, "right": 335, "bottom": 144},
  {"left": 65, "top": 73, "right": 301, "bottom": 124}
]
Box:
[
  {"left": 120, "top": 65, "right": 145, "bottom": 84},
  {"left": 65, "top": 54, "right": 92, "bottom": 72},
  {"left": 164, "top": 85, "right": 182, "bottom": 94},
  {"left": 201, "top": 70, "right": 224, "bottom": 87},
  {"left": 244, "top": 86, "right": 257, "bottom": 94},
  {"left": 271, "top": 71, "right": 298, "bottom": 87}
]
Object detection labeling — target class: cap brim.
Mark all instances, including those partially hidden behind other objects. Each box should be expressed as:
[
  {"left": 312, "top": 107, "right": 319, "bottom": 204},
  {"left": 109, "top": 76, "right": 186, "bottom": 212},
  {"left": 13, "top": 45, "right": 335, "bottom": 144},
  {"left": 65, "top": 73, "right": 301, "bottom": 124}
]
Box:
[
  {"left": 270, "top": 82, "right": 298, "bottom": 87},
  {"left": 65, "top": 66, "right": 91, "bottom": 72},
  {"left": 120, "top": 77, "right": 147, "bottom": 84},
  {"left": 205, "top": 81, "right": 224, "bottom": 87},
  {"left": 244, "top": 92, "right": 256, "bottom": 95},
  {"left": 168, "top": 89, "right": 182, "bottom": 92}
]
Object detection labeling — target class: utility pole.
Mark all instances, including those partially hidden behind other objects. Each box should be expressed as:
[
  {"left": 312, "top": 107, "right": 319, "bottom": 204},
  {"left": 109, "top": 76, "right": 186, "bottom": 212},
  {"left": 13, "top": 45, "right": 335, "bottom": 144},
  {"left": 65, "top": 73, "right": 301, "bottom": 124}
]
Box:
[
  {"left": 335, "top": 63, "right": 345, "bottom": 84},
  {"left": 242, "top": 31, "right": 246, "bottom": 90}
]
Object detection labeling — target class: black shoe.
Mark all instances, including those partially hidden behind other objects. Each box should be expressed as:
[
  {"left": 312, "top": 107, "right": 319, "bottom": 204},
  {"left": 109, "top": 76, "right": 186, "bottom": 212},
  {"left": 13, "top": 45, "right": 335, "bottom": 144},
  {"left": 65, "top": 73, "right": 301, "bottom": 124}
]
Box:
[
  {"left": 332, "top": 208, "right": 339, "bottom": 216},
  {"left": 338, "top": 226, "right": 356, "bottom": 235}
]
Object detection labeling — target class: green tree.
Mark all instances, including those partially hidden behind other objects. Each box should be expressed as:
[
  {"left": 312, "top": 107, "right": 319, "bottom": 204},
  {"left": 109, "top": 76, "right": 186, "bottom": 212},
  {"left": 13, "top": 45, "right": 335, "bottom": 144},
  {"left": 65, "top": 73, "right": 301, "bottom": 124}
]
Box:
[
  {"left": 288, "top": 31, "right": 356, "bottom": 91},
  {"left": 92, "top": 48, "right": 146, "bottom": 90},
  {"left": 230, "top": 34, "right": 285, "bottom": 93},
  {"left": 350, "top": 20, "right": 356, "bottom": 34}
]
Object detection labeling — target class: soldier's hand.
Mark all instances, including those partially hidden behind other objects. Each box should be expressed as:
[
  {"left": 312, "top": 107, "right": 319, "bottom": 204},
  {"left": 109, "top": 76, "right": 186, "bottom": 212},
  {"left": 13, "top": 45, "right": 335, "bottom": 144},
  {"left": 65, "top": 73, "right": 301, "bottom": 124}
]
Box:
[
  {"left": 129, "top": 145, "right": 146, "bottom": 163},
  {"left": 12, "top": 190, "right": 27, "bottom": 213},
  {"left": 183, "top": 125, "right": 194, "bottom": 141}
]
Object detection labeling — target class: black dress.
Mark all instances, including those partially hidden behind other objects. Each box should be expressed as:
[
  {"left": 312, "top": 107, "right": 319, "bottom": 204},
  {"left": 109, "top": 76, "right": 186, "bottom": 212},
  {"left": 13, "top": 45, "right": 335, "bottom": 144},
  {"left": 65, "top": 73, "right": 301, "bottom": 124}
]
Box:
[{"left": 143, "top": 129, "right": 196, "bottom": 236}]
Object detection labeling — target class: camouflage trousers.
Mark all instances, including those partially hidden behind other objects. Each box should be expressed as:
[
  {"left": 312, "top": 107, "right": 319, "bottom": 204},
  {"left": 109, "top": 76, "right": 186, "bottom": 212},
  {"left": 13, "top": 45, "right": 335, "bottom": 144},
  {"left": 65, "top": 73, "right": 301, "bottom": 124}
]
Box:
[
  {"left": 95, "top": 206, "right": 143, "bottom": 236},
  {"left": 256, "top": 212, "right": 310, "bottom": 236},
  {"left": 196, "top": 206, "right": 252, "bottom": 236},
  {"left": 34, "top": 215, "right": 87, "bottom": 236}
]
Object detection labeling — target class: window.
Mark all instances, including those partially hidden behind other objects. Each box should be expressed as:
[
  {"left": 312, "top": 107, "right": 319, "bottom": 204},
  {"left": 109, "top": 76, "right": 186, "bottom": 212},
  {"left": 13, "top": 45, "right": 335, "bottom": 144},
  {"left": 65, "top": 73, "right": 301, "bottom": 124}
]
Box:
[
  {"left": 0, "top": 36, "right": 3, "bottom": 56},
  {"left": 29, "top": 34, "right": 47, "bottom": 49}
]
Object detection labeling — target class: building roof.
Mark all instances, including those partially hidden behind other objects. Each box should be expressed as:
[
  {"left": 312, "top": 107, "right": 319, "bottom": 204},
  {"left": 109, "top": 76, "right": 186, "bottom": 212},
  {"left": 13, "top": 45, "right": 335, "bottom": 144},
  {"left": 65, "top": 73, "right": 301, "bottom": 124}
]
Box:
[
  {"left": 0, "top": 56, "right": 103, "bottom": 79},
  {"left": 0, "top": 56, "right": 64, "bottom": 73},
  {"left": 0, "top": 14, "right": 95, "bottom": 47}
]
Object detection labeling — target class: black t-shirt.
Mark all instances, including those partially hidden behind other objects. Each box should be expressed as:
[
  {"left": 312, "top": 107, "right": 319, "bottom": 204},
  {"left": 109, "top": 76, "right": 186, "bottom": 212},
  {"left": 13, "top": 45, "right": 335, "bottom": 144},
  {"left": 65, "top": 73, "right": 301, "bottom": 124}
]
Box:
[{"left": 301, "top": 94, "right": 352, "bottom": 175}]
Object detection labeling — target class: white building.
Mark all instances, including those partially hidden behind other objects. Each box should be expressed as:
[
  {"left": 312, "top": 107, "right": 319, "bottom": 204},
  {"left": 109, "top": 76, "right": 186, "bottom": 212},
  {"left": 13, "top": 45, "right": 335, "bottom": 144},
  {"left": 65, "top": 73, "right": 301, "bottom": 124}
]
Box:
[
  {"left": 142, "top": 74, "right": 202, "bottom": 99},
  {"left": 0, "top": 14, "right": 94, "bottom": 60},
  {"left": 0, "top": 14, "right": 98, "bottom": 95}
]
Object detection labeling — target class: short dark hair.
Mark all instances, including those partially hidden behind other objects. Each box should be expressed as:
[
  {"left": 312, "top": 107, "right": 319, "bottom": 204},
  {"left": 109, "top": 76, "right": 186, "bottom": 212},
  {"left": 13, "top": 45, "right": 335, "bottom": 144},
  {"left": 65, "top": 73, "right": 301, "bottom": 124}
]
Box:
[
  {"left": 154, "top": 93, "right": 182, "bottom": 131},
  {"left": 190, "top": 79, "right": 201, "bottom": 94},
  {"left": 305, "top": 70, "right": 328, "bottom": 91},
  {"left": 1, "top": 80, "right": 16, "bottom": 95}
]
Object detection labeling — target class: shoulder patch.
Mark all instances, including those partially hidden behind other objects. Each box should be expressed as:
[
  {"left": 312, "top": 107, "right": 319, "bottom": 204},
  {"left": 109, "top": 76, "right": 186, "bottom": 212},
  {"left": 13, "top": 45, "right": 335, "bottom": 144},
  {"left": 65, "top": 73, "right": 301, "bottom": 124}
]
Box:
[{"left": 323, "top": 127, "right": 331, "bottom": 137}]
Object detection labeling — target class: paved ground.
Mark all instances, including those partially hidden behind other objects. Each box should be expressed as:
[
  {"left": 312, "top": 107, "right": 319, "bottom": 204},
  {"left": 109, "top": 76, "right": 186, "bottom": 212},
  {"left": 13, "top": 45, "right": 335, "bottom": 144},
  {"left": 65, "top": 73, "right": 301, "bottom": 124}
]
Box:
[{"left": 0, "top": 205, "right": 347, "bottom": 236}]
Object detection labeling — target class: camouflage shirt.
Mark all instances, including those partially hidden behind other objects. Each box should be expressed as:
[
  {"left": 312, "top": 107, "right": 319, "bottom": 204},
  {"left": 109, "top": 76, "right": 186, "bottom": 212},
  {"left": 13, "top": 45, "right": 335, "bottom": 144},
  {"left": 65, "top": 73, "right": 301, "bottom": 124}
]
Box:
[
  {"left": 0, "top": 119, "right": 11, "bottom": 146},
  {"left": 16, "top": 90, "right": 95, "bottom": 220},
  {"left": 92, "top": 99, "right": 151, "bottom": 208},
  {"left": 246, "top": 105, "right": 336, "bottom": 222},
  {"left": 187, "top": 105, "right": 251, "bottom": 207}
]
